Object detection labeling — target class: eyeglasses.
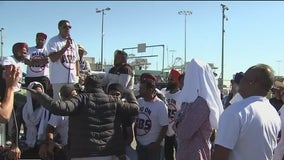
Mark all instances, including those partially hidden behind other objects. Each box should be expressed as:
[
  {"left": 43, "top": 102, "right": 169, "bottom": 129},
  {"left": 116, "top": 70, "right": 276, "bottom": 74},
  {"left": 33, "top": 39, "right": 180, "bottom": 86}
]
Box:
[{"left": 62, "top": 25, "right": 72, "bottom": 29}]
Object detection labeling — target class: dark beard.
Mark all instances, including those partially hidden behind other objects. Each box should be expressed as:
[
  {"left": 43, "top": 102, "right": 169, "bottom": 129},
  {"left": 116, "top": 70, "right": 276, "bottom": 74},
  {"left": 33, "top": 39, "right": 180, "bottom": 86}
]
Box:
[
  {"left": 14, "top": 54, "right": 24, "bottom": 62},
  {"left": 166, "top": 83, "right": 177, "bottom": 91}
]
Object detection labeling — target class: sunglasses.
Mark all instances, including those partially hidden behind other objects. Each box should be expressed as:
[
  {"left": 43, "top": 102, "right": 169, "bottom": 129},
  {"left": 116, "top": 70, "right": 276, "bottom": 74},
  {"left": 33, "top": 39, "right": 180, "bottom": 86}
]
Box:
[{"left": 62, "top": 25, "right": 72, "bottom": 29}]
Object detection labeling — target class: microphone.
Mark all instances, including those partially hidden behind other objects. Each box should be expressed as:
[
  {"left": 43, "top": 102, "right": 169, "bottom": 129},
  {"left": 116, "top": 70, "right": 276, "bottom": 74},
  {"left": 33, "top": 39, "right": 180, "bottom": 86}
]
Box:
[
  {"left": 67, "top": 36, "right": 72, "bottom": 44},
  {"left": 66, "top": 33, "right": 72, "bottom": 43}
]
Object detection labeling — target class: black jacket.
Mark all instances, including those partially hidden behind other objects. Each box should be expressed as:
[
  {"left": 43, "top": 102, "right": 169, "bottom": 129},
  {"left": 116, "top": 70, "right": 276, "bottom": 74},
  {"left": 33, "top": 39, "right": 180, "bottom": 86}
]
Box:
[{"left": 35, "top": 88, "right": 138, "bottom": 158}]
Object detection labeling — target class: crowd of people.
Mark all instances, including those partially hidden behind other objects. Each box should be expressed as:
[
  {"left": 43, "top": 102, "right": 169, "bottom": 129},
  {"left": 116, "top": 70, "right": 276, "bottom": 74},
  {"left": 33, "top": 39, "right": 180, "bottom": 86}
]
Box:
[{"left": 0, "top": 19, "right": 284, "bottom": 160}]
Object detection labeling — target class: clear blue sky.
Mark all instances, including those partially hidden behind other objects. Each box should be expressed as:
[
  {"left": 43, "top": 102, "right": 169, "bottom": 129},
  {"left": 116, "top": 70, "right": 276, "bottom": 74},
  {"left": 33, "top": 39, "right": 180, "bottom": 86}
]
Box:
[{"left": 0, "top": 1, "right": 283, "bottom": 82}]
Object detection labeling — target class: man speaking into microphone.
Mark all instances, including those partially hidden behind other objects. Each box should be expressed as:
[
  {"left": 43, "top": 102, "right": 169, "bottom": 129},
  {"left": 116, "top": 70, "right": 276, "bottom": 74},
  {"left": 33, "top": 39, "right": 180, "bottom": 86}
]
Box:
[{"left": 46, "top": 19, "right": 80, "bottom": 100}]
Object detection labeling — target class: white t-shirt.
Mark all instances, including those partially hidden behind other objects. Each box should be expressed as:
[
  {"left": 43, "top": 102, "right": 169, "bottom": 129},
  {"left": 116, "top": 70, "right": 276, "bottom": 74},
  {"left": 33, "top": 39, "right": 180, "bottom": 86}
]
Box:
[
  {"left": 47, "top": 35, "right": 79, "bottom": 84},
  {"left": 26, "top": 46, "right": 49, "bottom": 78},
  {"left": 103, "top": 68, "right": 134, "bottom": 90},
  {"left": 229, "top": 92, "right": 243, "bottom": 104},
  {"left": 1, "top": 56, "right": 24, "bottom": 91},
  {"left": 215, "top": 96, "right": 281, "bottom": 160},
  {"left": 135, "top": 97, "right": 169, "bottom": 146},
  {"left": 48, "top": 114, "right": 69, "bottom": 146},
  {"left": 278, "top": 105, "right": 284, "bottom": 131},
  {"left": 160, "top": 87, "right": 168, "bottom": 96},
  {"left": 273, "top": 105, "right": 284, "bottom": 160},
  {"left": 165, "top": 90, "right": 181, "bottom": 136}
]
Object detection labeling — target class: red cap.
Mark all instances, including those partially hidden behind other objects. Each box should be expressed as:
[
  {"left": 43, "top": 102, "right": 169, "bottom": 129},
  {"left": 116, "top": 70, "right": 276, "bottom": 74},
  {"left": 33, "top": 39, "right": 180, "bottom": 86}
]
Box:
[
  {"left": 140, "top": 73, "right": 157, "bottom": 85},
  {"left": 169, "top": 69, "right": 181, "bottom": 85}
]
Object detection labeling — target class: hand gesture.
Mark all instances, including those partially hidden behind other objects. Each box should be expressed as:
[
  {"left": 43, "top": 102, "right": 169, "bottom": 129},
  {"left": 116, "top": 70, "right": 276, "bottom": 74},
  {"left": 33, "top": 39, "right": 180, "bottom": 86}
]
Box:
[
  {"left": 8, "top": 146, "right": 21, "bottom": 160},
  {"left": 3, "top": 65, "right": 20, "bottom": 88},
  {"left": 23, "top": 86, "right": 38, "bottom": 95},
  {"left": 65, "top": 37, "right": 72, "bottom": 49}
]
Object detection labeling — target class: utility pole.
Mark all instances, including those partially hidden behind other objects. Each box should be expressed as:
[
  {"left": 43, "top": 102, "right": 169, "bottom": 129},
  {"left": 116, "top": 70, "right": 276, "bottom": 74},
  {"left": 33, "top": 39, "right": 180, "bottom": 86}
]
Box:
[
  {"left": 96, "top": 7, "right": 111, "bottom": 71},
  {"left": 220, "top": 4, "right": 229, "bottom": 91},
  {"left": 178, "top": 10, "right": 192, "bottom": 71}
]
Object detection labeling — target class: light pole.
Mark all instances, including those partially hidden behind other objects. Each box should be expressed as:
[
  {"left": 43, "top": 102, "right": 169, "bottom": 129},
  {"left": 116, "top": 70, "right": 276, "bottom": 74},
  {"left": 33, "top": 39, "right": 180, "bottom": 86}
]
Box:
[
  {"left": 96, "top": 7, "right": 111, "bottom": 71},
  {"left": 220, "top": 4, "right": 228, "bottom": 92},
  {"left": 0, "top": 28, "right": 4, "bottom": 60},
  {"left": 178, "top": 10, "right": 192, "bottom": 71}
]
